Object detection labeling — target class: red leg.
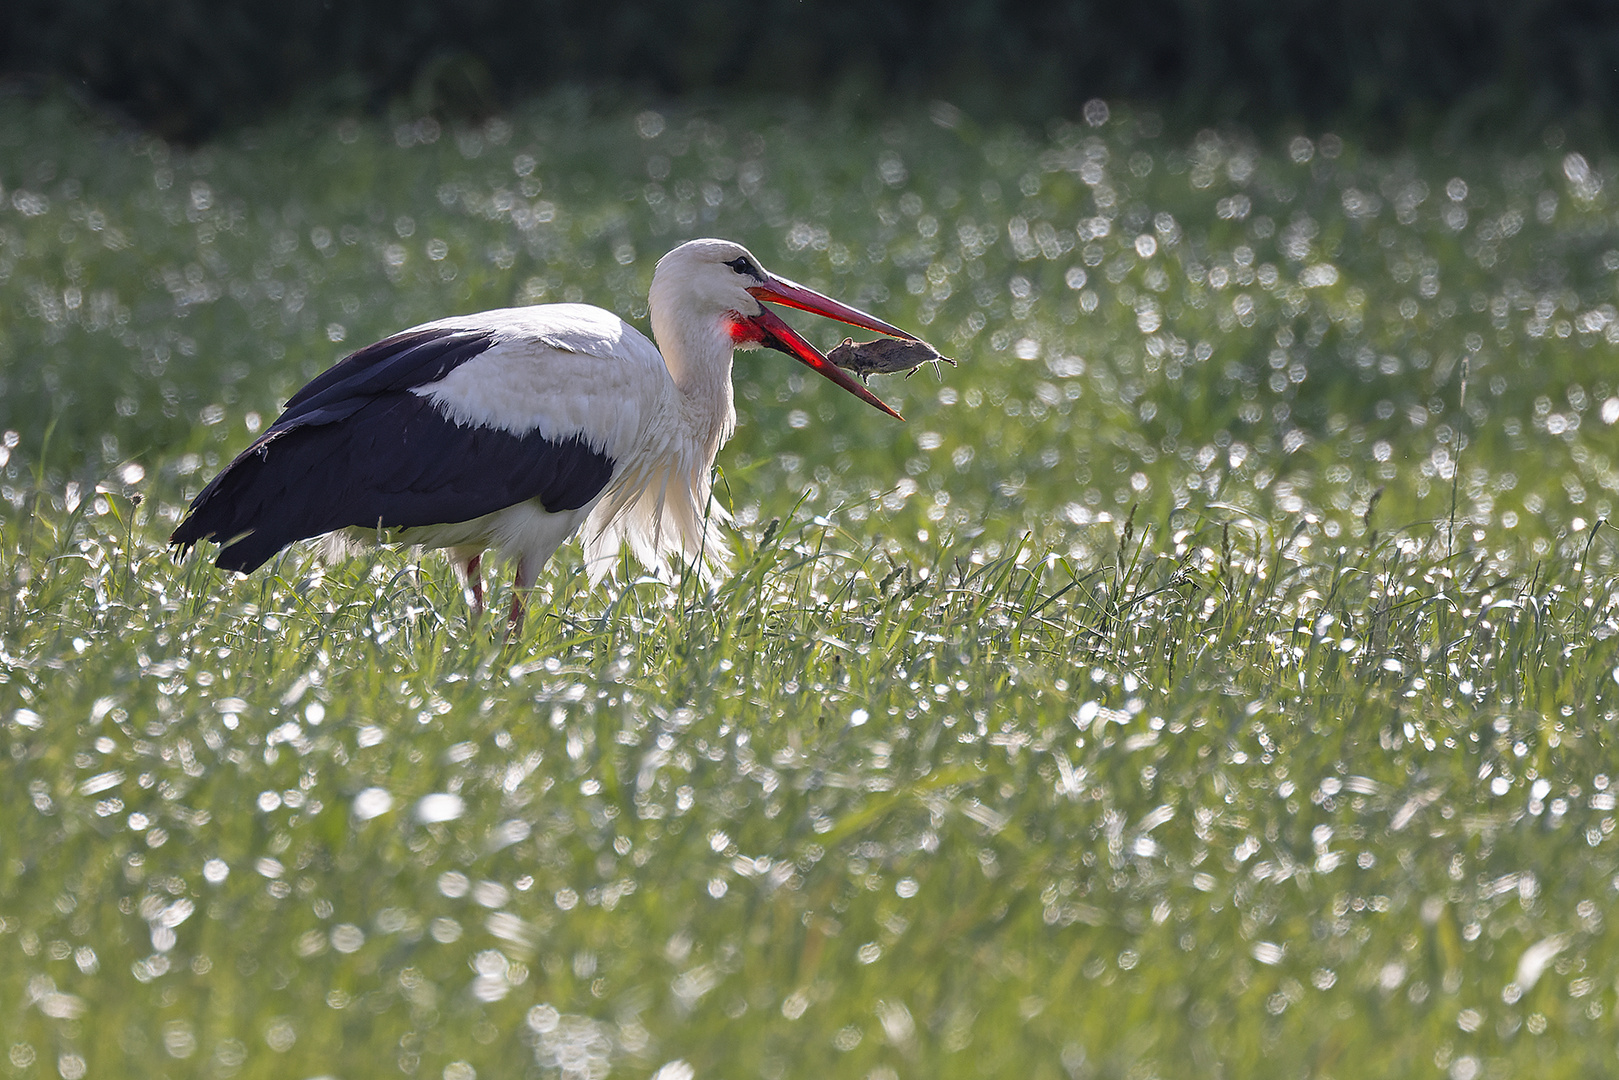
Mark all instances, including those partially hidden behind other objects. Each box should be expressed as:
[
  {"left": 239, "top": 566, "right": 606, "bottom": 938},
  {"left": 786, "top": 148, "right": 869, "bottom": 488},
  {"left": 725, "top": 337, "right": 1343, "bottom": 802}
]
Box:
[{"left": 465, "top": 553, "right": 483, "bottom": 616}]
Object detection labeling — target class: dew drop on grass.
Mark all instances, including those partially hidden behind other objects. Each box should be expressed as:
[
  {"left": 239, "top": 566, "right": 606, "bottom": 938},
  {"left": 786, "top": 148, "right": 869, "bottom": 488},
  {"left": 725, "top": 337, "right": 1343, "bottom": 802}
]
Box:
[
  {"left": 352, "top": 788, "right": 393, "bottom": 820},
  {"left": 416, "top": 793, "right": 465, "bottom": 823}
]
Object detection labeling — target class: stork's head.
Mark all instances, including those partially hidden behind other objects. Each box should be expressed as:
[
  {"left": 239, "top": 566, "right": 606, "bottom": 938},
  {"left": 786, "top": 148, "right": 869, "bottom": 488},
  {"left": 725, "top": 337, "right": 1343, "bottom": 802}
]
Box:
[{"left": 649, "top": 238, "right": 912, "bottom": 419}]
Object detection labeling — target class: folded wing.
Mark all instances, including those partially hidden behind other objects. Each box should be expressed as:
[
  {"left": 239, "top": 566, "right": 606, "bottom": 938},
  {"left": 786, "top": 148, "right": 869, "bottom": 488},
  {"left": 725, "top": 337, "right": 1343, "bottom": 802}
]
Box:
[{"left": 171, "top": 324, "right": 621, "bottom": 573}]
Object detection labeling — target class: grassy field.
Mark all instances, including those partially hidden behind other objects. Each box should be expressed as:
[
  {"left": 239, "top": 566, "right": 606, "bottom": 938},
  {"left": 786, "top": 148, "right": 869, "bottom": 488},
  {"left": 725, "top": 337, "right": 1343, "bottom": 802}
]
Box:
[{"left": 3, "top": 93, "right": 1619, "bottom": 1078}]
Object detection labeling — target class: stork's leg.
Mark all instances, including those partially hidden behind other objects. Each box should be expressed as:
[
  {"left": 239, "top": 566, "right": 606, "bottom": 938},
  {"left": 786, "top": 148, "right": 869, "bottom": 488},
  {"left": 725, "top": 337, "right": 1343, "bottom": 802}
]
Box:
[
  {"left": 465, "top": 553, "right": 483, "bottom": 616},
  {"left": 508, "top": 557, "right": 533, "bottom": 637}
]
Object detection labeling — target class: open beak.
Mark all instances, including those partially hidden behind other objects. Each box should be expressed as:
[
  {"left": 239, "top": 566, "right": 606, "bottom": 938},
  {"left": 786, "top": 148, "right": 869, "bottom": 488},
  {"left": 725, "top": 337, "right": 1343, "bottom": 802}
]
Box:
[{"left": 740, "top": 273, "right": 914, "bottom": 420}]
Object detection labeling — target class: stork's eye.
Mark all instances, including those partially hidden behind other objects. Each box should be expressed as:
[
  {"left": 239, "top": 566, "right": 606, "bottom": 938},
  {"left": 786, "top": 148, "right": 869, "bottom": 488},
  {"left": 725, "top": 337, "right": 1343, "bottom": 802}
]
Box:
[{"left": 724, "top": 256, "right": 763, "bottom": 281}]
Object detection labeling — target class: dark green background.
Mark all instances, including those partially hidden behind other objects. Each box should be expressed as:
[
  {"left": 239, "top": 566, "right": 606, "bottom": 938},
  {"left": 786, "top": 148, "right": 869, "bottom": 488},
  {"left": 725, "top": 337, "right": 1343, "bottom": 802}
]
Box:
[{"left": 3, "top": 0, "right": 1616, "bottom": 139}]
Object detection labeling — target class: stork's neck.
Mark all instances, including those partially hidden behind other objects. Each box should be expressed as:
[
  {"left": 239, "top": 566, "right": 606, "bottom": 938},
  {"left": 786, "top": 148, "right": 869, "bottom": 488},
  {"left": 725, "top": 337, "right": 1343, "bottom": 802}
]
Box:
[{"left": 649, "top": 303, "right": 737, "bottom": 453}]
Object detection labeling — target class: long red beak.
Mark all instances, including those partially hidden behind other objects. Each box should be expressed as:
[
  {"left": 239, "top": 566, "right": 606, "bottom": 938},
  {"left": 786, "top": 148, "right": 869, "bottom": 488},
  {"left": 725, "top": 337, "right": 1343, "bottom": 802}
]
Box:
[{"left": 737, "top": 273, "right": 914, "bottom": 420}]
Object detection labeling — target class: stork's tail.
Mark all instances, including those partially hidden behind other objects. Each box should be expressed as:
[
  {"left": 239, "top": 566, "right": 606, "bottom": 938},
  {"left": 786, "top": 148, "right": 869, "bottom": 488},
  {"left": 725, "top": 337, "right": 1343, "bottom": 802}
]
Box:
[{"left": 170, "top": 450, "right": 294, "bottom": 573}]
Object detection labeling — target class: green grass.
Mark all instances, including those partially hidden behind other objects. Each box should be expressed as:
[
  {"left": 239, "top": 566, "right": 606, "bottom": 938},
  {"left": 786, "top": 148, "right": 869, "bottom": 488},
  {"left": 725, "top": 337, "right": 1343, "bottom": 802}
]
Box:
[{"left": 4, "top": 93, "right": 1619, "bottom": 1078}]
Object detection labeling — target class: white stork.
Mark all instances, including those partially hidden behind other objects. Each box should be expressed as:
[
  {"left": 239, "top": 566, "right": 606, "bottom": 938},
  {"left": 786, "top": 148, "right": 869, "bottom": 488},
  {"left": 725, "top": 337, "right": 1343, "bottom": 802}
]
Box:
[{"left": 171, "top": 238, "right": 914, "bottom": 626}]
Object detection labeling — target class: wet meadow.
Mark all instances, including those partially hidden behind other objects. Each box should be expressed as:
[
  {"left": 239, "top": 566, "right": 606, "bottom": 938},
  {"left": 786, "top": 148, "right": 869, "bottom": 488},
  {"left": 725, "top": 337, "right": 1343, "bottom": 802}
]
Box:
[{"left": 3, "top": 93, "right": 1619, "bottom": 1078}]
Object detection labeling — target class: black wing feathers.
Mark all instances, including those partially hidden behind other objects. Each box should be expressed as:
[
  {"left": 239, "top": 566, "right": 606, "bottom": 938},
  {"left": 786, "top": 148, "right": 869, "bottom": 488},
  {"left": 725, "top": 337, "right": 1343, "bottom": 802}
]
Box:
[
  {"left": 279, "top": 327, "right": 497, "bottom": 427},
  {"left": 170, "top": 326, "right": 616, "bottom": 573}
]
